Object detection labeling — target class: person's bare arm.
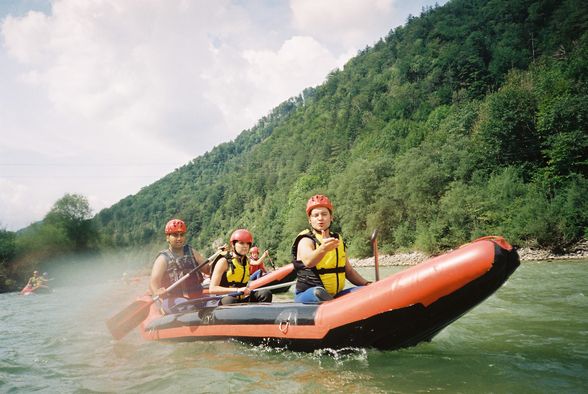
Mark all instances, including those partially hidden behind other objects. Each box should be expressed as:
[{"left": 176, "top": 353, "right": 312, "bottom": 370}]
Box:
[
  {"left": 297, "top": 236, "right": 340, "bottom": 268},
  {"left": 149, "top": 256, "right": 168, "bottom": 296},
  {"left": 257, "top": 250, "right": 270, "bottom": 264},
  {"left": 344, "top": 258, "right": 371, "bottom": 286}
]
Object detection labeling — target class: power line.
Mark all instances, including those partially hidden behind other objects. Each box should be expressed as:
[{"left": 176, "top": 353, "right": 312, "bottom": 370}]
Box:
[
  {"left": 0, "top": 175, "right": 158, "bottom": 178},
  {"left": 0, "top": 163, "right": 179, "bottom": 167}
]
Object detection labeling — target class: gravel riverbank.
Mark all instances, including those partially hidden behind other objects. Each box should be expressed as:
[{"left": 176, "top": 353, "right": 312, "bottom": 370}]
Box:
[{"left": 350, "top": 239, "right": 588, "bottom": 267}]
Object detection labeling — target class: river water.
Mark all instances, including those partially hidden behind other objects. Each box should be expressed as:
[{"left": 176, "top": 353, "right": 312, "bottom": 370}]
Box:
[{"left": 1, "top": 260, "right": 587, "bottom": 393}]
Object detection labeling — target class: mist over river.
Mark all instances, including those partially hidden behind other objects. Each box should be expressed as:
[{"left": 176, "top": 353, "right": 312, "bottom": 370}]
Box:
[{"left": 1, "top": 261, "right": 587, "bottom": 393}]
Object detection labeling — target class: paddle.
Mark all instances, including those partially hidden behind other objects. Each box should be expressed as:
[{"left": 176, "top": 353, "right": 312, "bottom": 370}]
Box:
[
  {"left": 371, "top": 229, "right": 380, "bottom": 282},
  {"left": 171, "top": 280, "right": 298, "bottom": 311},
  {"left": 226, "top": 280, "right": 297, "bottom": 297},
  {"left": 106, "top": 250, "right": 220, "bottom": 340},
  {"left": 171, "top": 280, "right": 296, "bottom": 313}
]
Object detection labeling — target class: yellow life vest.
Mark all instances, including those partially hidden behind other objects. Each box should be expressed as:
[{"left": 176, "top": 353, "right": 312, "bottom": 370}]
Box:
[
  {"left": 224, "top": 255, "right": 250, "bottom": 287},
  {"left": 291, "top": 229, "right": 347, "bottom": 295}
]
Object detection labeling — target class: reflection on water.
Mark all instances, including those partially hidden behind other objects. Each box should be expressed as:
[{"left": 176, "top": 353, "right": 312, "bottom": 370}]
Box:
[{"left": 0, "top": 261, "right": 587, "bottom": 393}]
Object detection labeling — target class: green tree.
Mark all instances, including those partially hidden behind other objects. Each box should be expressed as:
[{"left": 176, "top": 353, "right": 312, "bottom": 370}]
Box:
[
  {"left": 0, "top": 229, "right": 16, "bottom": 292},
  {"left": 473, "top": 72, "right": 540, "bottom": 176},
  {"left": 0, "top": 229, "right": 16, "bottom": 263},
  {"left": 44, "top": 193, "right": 97, "bottom": 251}
]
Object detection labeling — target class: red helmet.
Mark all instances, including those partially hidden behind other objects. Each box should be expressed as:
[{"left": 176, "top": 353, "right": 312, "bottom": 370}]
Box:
[
  {"left": 165, "top": 219, "right": 187, "bottom": 234},
  {"left": 306, "top": 194, "right": 333, "bottom": 216},
  {"left": 250, "top": 246, "right": 259, "bottom": 254},
  {"left": 230, "top": 229, "right": 253, "bottom": 244}
]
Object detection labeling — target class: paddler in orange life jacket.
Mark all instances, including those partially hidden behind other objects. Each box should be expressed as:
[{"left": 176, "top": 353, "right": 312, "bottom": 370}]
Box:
[
  {"left": 292, "top": 194, "right": 372, "bottom": 303},
  {"left": 149, "top": 219, "right": 210, "bottom": 313},
  {"left": 249, "top": 246, "right": 270, "bottom": 281},
  {"left": 208, "top": 229, "right": 273, "bottom": 305}
]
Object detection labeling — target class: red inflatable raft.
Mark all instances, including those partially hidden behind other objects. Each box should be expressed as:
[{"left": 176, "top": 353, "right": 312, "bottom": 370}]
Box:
[
  {"left": 139, "top": 236, "right": 519, "bottom": 352},
  {"left": 20, "top": 285, "right": 52, "bottom": 295}
]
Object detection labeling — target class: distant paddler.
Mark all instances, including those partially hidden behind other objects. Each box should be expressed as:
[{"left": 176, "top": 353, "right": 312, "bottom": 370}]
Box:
[
  {"left": 20, "top": 270, "right": 51, "bottom": 294},
  {"left": 248, "top": 246, "right": 271, "bottom": 280},
  {"left": 26, "top": 270, "right": 42, "bottom": 288},
  {"left": 40, "top": 272, "right": 51, "bottom": 286}
]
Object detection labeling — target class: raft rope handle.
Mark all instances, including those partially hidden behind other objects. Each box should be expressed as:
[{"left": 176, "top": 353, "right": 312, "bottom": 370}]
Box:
[
  {"left": 279, "top": 320, "right": 290, "bottom": 334},
  {"left": 279, "top": 312, "right": 293, "bottom": 334}
]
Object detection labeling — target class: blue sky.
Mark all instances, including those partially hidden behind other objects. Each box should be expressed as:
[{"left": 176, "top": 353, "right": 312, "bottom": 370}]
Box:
[
  {"left": 0, "top": 0, "right": 447, "bottom": 231},
  {"left": 0, "top": 0, "right": 50, "bottom": 17}
]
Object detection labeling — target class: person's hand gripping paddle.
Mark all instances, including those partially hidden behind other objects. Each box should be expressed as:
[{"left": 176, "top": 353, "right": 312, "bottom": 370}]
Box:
[{"left": 105, "top": 250, "right": 222, "bottom": 340}]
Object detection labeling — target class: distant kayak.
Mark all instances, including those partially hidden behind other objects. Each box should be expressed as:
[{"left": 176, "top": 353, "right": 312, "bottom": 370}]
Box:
[
  {"left": 20, "top": 285, "right": 52, "bottom": 295},
  {"left": 138, "top": 236, "right": 520, "bottom": 352}
]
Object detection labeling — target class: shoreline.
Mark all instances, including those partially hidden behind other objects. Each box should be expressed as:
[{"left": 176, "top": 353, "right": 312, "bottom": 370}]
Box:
[{"left": 350, "top": 239, "right": 588, "bottom": 267}]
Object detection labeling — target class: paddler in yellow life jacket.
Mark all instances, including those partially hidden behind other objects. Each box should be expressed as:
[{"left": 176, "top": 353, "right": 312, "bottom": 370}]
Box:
[
  {"left": 208, "top": 229, "right": 272, "bottom": 305},
  {"left": 149, "top": 219, "right": 210, "bottom": 313},
  {"left": 26, "top": 271, "right": 42, "bottom": 288},
  {"left": 292, "top": 194, "right": 371, "bottom": 303}
]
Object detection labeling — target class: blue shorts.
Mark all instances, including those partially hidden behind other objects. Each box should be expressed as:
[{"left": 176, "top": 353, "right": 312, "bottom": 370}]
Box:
[
  {"left": 249, "top": 270, "right": 264, "bottom": 281},
  {"left": 294, "top": 286, "right": 362, "bottom": 303}
]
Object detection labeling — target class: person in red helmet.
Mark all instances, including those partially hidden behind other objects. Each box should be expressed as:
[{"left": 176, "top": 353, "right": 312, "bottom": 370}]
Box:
[
  {"left": 291, "top": 194, "right": 371, "bottom": 303},
  {"left": 149, "top": 219, "right": 211, "bottom": 313},
  {"left": 208, "top": 229, "right": 272, "bottom": 305},
  {"left": 248, "top": 246, "right": 270, "bottom": 281}
]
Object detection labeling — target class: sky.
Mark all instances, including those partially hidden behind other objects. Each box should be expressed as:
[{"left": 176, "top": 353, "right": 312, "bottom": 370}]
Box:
[{"left": 0, "top": 0, "right": 446, "bottom": 232}]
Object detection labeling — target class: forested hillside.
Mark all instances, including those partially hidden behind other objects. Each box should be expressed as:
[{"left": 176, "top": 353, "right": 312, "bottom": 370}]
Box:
[{"left": 92, "top": 0, "right": 588, "bottom": 263}]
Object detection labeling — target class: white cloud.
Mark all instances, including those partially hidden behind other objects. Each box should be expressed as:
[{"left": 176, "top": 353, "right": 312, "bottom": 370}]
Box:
[
  {"left": 290, "top": 0, "right": 397, "bottom": 50},
  {"left": 206, "top": 35, "right": 337, "bottom": 129},
  {"left": 0, "top": 178, "right": 49, "bottom": 229},
  {"left": 2, "top": 11, "right": 50, "bottom": 63},
  {"left": 0, "top": 0, "right": 447, "bottom": 231}
]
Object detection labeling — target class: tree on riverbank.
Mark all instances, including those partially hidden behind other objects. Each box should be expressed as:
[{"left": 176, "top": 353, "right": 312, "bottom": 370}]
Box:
[
  {"left": 1, "top": 194, "right": 98, "bottom": 291},
  {"left": 0, "top": 229, "right": 16, "bottom": 292}
]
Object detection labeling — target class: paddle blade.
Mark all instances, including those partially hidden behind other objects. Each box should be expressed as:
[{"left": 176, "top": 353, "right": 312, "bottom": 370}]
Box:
[{"left": 106, "top": 299, "right": 153, "bottom": 340}]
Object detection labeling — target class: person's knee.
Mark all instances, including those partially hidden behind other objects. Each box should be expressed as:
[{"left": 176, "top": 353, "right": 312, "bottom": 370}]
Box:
[
  {"left": 220, "top": 295, "right": 239, "bottom": 305},
  {"left": 250, "top": 270, "right": 263, "bottom": 281},
  {"left": 254, "top": 289, "right": 272, "bottom": 303},
  {"left": 163, "top": 297, "right": 187, "bottom": 313},
  {"left": 313, "top": 287, "right": 333, "bottom": 302},
  {"left": 294, "top": 286, "right": 332, "bottom": 303}
]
